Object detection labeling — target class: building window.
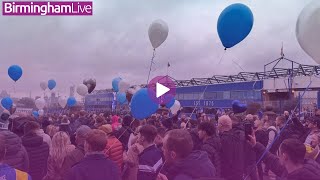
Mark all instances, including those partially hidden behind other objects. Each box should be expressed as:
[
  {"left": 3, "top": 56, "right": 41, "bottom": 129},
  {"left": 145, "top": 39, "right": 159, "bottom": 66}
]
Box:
[
  {"left": 204, "top": 92, "right": 217, "bottom": 100},
  {"left": 184, "top": 93, "right": 194, "bottom": 100},
  {"left": 223, "top": 91, "right": 230, "bottom": 99}
]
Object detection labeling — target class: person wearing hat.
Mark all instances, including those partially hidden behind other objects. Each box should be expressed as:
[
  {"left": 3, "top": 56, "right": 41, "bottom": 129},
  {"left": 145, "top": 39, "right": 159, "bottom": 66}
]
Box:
[
  {"left": 99, "top": 124, "right": 123, "bottom": 171},
  {"left": 0, "top": 110, "right": 29, "bottom": 172},
  {"left": 62, "top": 125, "right": 91, "bottom": 177}
]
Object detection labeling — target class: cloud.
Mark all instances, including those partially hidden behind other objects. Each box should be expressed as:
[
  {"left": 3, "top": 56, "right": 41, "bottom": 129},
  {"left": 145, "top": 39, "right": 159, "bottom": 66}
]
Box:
[{"left": 0, "top": 0, "right": 315, "bottom": 98}]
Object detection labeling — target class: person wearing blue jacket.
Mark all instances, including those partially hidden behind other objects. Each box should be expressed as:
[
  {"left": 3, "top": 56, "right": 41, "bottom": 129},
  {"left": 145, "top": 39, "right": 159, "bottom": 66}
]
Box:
[{"left": 0, "top": 134, "right": 32, "bottom": 180}]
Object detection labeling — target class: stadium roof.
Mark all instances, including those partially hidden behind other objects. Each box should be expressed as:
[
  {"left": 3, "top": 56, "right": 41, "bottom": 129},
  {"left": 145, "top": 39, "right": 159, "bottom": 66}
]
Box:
[
  {"left": 161, "top": 56, "right": 320, "bottom": 87},
  {"left": 91, "top": 56, "right": 320, "bottom": 93}
]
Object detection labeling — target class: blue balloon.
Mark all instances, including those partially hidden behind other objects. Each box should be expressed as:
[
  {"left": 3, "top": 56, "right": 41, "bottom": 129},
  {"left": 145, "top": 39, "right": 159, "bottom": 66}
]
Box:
[
  {"left": 8, "top": 65, "right": 23, "bottom": 82},
  {"left": 67, "top": 97, "right": 77, "bottom": 107},
  {"left": 48, "top": 79, "right": 56, "bottom": 90},
  {"left": 1, "top": 97, "right": 13, "bottom": 110},
  {"left": 112, "top": 77, "right": 122, "bottom": 92},
  {"left": 217, "top": 3, "right": 254, "bottom": 49},
  {"left": 165, "top": 98, "right": 175, "bottom": 108},
  {"left": 32, "top": 111, "right": 39, "bottom": 118},
  {"left": 130, "top": 88, "right": 158, "bottom": 120},
  {"left": 117, "top": 92, "right": 127, "bottom": 105}
]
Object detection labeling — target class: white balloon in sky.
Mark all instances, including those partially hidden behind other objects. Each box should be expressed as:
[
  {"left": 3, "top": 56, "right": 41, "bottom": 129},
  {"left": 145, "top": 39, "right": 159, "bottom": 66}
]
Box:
[
  {"left": 58, "top": 97, "right": 67, "bottom": 108},
  {"left": 296, "top": 0, "right": 320, "bottom": 64},
  {"left": 35, "top": 98, "right": 46, "bottom": 110},
  {"left": 119, "top": 80, "right": 131, "bottom": 93},
  {"left": 76, "top": 84, "right": 88, "bottom": 96},
  {"left": 148, "top": 19, "right": 169, "bottom": 49}
]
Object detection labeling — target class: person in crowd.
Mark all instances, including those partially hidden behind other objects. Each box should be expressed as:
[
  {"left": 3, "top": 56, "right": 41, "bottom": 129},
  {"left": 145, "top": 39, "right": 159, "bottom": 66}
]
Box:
[
  {"left": 0, "top": 134, "right": 32, "bottom": 180},
  {"left": 46, "top": 125, "right": 59, "bottom": 139},
  {"left": 34, "top": 121, "right": 52, "bottom": 148},
  {"left": 64, "top": 129, "right": 120, "bottom": 180},
  {"left": 264, "top": 106, "right": 277, "bottom": 124},
  {"left": 99, "top": 124, "right": 123, "bottom": 171},
  {"left": 59, "top": 116, "right": 72, "bottom": 136},
  {"left": 116, "top": 115, "right": 134, "bottom": 151},
  {"left": 94, "top": 116, "right": 107, "bottom": 129},
  {"left": 137, "top": 125, "right": 163, "bottom": 180},
  {"left": 304, "top": 116, "right": 320, "bottom": 145},
  {"left": 22, "top": 121, "right": 49, "bottom": 180},
  {"left": 162, "top": 118, "right": 173, "bottom": 132},
  {"left": 248, "top": 135, "right": 320, "bottom": 179},
  {"left": 154, "top": 127, "right": 166, "bottom": 150},
  {"left": 43, "top": 131, "right": 74, "bottom": 180},
  {"left": 123, "top": 142, "right": 144, "bottom": 180},
  {"left": 72, "top": 111, "right": 89, "bottom": 132},
  {"left": 254, "top": 119, "right": 268, "bottom": 180},
  {"left": 0, "top": 111, "right": 29, "bottom": 172},
  {"left": 218, "top": 115, "right": 245, "bottom": 180},
  {"left": 63, "top": 125, "right": 91, "bottom": 172},
  {"left": 112, "top": 115, "right": 121, "bottom": 131},
  {"left": 159, "top": 129, "right": 216, "bottom": 180},
  {"left": 272, "top": 115, "right": 302, "bottom": 156},
  {"left": 198, "top": 122, "right": 221, "bottom": 177}
]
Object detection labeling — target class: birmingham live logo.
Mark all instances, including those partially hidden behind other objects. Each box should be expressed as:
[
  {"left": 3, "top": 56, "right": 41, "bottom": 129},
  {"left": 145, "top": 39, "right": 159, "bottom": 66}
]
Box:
[{"left": 2, "top": 1, "right": 93, "bottom": 16}]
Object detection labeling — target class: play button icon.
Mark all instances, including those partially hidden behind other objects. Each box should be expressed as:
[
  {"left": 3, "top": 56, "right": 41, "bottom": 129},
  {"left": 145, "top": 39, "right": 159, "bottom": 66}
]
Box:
[
  {"left": 156, "top": 82, "right": 170, "bottom": 98},
  {"left": 147, "top": 76, "right": 176, "bottom": 105}
]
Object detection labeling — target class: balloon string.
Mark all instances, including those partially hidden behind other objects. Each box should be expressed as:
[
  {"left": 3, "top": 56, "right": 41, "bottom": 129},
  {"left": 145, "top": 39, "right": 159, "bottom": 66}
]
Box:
[
  {"left": 147, "top": 49, "right": 156, "bottom": 85},
  {"left": 218, "top": 50, "right": 227, "bottom": 64},
  {"left": 229, "top": 53, "right": 246, "bottom": 72},
  {"left": 185, "top": 84, "right": 209, "bottom": 126}
]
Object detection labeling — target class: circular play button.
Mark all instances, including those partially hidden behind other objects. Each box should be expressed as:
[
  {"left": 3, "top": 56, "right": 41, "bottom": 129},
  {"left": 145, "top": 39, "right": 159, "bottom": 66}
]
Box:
[{"left": 147, "top": 76, "right": 176, "bottom": 105}]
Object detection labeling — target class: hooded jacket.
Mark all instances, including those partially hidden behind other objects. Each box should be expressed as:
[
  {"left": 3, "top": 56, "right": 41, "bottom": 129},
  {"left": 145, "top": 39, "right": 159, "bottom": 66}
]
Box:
[
  {"left": 22, "top": 133, "right": 49, "bottom": 180},
  {"left": 164, "top": 151, "right": 216, "bottom": 180},
  {"left": 254, "top": 142, "right": 320, "bottom": 180},
  {"left": 0, "top": 130, "right": 29, "bottom": 172}
]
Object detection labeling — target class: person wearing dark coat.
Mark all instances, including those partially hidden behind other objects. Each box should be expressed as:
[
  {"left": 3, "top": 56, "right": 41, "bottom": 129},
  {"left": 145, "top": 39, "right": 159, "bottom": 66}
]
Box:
[
  {"left": 116, "top": 115, "right": 134, "bottom": 151},
  {"left": 64, "top": 129, "right": 120, "bottom": 180},
  {"left": 161, "top": 129, "right": 216, "bottom": 180},
  {"left": 249, "top": 136, "right": 320, "bottom": 180},
  {"left": 22, "top": 121, "right": 49, "bottom": 180},
  {"left": 62, "top": 125, "right": 91, "bottom": 176},
  {"left": 198, "top": 122, "right": 222, "bottom": 177},
  {"left": 0, "top": 111, "right": 29, "bottom": 172},
  {"left": 218, "top": 115, "right": 245, "bottom": 180}
]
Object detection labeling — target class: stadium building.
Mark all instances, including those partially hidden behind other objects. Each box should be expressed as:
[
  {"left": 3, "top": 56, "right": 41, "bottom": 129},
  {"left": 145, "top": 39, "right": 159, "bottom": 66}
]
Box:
[{"left": 85, "top": 55, "right": 320, "bottom": 115}]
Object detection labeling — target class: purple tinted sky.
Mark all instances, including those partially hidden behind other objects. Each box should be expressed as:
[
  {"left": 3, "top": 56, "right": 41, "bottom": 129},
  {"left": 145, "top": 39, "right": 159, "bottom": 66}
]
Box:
[{"left": 0, "top": 0, "right": 316, "bottom": 98}]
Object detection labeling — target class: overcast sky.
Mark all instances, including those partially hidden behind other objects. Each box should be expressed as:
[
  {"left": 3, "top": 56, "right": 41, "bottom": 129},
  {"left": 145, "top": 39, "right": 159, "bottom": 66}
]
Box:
[{"left": 0, "top": 0, "right": 316, "bottom": 98}]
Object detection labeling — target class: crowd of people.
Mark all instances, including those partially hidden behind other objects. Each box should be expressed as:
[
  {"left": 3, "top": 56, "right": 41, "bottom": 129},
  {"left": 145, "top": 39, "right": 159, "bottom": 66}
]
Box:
[{"left": 1, "top": 105, "right": 320, "bottom": 180}]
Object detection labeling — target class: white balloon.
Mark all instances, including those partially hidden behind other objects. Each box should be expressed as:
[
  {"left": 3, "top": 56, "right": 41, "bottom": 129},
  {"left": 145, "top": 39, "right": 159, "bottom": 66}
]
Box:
[
  {"left": 148, "top": 19, "right": 169, "bottom": 49},
  {"left": 296, "top": 1, "right": 320, "bottom": 64},
  {"left": 119, "top": 80, "right": 131, "bottom": 93},
  {"left": 38, "top": 109, "right": 44, "bottom": 116},
  {"left": 58, "top": 97, "right": 67, "bottom": 108},
  {"left": 40, "top": 81, "right": 47, "bottom": 91},
  {"left": 35, "top": 98, "right": 45, "bottom": 110},
  {"left": 170, "top": 100, "right": 181, "bottom": 114},
  {"left": 76, "top": 84, "right": 88, "bottom": 96}
]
